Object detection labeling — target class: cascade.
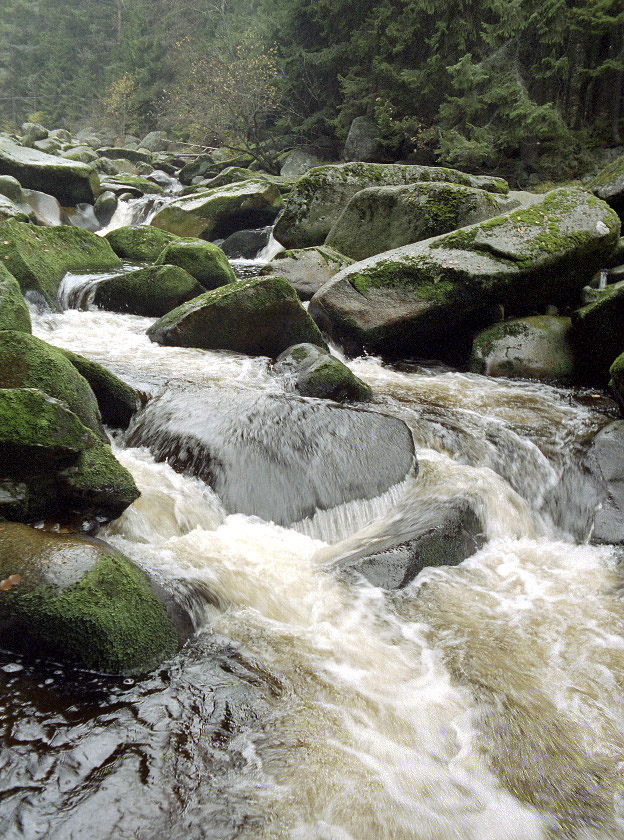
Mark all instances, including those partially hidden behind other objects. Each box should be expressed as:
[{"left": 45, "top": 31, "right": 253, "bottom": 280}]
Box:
[{"left": 3, "top": 189, "right": 624, "bottom": 840}]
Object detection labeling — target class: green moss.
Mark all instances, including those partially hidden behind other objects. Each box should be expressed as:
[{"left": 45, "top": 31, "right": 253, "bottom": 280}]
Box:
[
  {"left": 0, "top": 264, "right": 31, "bottom": 332},
  {"left": 0, "top": 330, "right": 105, "bottom": 438},
  {"left": 0, "top": 219, "right": 121, "bottom": 307},
  {"left": 589, "top": 154, "right": 624, "bottom": 190},
  {"left": 155, "top": 239, "right": 235, "bottom": 288},
  {"left": 93, "top": 264, "right": 204, "bottom": 317},
  {"left": 0, "top": 554, "right": 176, "bottom": 674},
  {"left": 105, "top": 225, "right": 179, "bottom": 262},
  {"left": 0, "top": 387, "right": 90, "bottom": 459}
]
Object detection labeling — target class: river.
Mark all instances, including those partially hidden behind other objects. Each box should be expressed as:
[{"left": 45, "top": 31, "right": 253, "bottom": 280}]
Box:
[{"left": 1, "top": 211, "right": 624, "bottom": 839}]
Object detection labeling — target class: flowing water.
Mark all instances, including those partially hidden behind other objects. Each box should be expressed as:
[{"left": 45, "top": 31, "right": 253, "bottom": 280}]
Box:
[{"left": 2, "top": 244, "right": 624, "bottom": 839}]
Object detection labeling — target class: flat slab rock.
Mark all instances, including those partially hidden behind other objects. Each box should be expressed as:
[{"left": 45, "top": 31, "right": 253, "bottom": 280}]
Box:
[{"left": 126, "top": 387, "right": 416, "bottom": 526}]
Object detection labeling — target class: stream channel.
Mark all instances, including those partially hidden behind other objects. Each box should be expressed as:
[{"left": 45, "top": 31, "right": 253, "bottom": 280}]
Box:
[{"left": 2, "top": 189, "right": 624, "bottom": 840}]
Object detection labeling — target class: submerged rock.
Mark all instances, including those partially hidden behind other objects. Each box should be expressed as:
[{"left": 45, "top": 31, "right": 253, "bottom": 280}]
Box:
[
  {"left": 0, "top": 523, "right": 177, "bottom": 674},
  {"left": 0, "top": 218, "right": 121, "bottom": 308},
  {"left": 105, "top": 224, "right": 180, "bottom": 262},
  {"left": 155, "top": 239, "right": 235, "bottom": 289},
  {"left": 470, "top": 316, "right": 575, "bottom": 384},
  {"left": 274, "top": 343, "right": 373, "bottom": 402},
  {"left": 92, "top": 265, "right": 205, "bottom": 317},
  {"left": 150, "top": 180, "right": 283, "bottom": 239},
  {"left": 126, "top": 387, "right": 415, "bottom": 526},
  {"left": 0, "top": 136, "right": 99, "bottom": 205},
  {"left": 309, "top": 188, "right": 620, "bottom": 362},
  {"left": 147, "top": 275, "right": 327, "bottom": 357},
  {"left": 273, "top": 161, "right": 509, "bottom": 249},
  {"left": 320, "top": 498, "right": 484, "bottom": 589},
  {"left": 0, "top": 264, "right": 31, "bottom": 333}
]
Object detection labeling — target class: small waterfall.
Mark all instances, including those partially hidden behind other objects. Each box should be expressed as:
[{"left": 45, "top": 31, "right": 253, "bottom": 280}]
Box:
[{"left": 599, "top": 268, "right": 609, "bottom": 289}]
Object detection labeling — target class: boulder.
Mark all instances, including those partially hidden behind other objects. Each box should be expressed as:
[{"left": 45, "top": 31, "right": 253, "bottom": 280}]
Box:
[
  {"left": 0, "top": 387, "right": 138, "bottom": 524},
  {"left": 586, "top": 421, "right": 624, "bottom": 544},
  {"left": 280, "top": 149, "right": 328, "bottom": 180},
  {"left": 0, "top": 136, "right": 99, "bottom": 205},
  {"left": 20, "top": 122, "right": 48, "bottom": 144},
  {"left": 470, "top": 316, "right": 576, "bottom": 384},
  {"left": 0, "top": 194, "right": 30, "bottom": 223},
  {"left": 149, "top": 180, "right": 283, "bottom": 239},
  {"left": 0, "top": 523, "right": 177, "bottom": 674},
  {"left": 139, "top": 131, "right": 169, "bottom": 152},
  {"left": 33, "top": 138, "right": 62, "bottom": 155},
  {"left": 147, "top": 275, "right": 328, "bottom": 356},
  {"left": 572, "top": 279, "right": 624, "bottom": 386},
  {"left": 0, "top": 331, "right": 106, "bottom": 438},
  {"left": 273, "top": 162, "right": 510, "bottom": 249},
  {"left": 62, "top": 145, "right": 99, "bottom": 164},
  {"left": 309, "top": 188, "right": 620, "bottom": 362},
  {"left": 606, "top": 237, "right": 624, "bottom": 268},
  {"left": 325, "top": 183, "right": 533, "bottom": 261},
  {"left": 200, "top": 166, "right": 258, "bottom": 190},
  {"left": 93, "top": 190, "right": 118, "bottom": 226},
  {"left": 0, "top": 264, "right": 31, "bottom": 333},
  {"left": 589, "top": 153, "right": 624, "bottom": 217},
  {"left": 105, "top": 224, "right": 179, "bottom": 262},
  {"left": 259, "top": 246, "right": 352, "bottom": 300},
  {"left": 343, "top": 116, "right": 397, "bottom": 163},
  {"left": 0, "top": 218, "right": 121, "bottom": 308},
  {"left": 274, "top": 343, "right": 372, "bottom": 401},
  {"left": 126, "top": 387, "right": 415, "bottom": 526},
  {"left": 0, "top": 174, "right": 28, "bottom": 206},
  {"left": 178, "top": 154, "right": 218, "bottom": 186},
  {"left": 98, "top": 175, "right": 164, "bottom": 196},
  {"left": 48, "top": 128, "right": 72, "bottom": 144},
  {"left": 97, "top": 147, "right": 153, "bottom": 165},
  {"left": 57, "top": 348, "right": 139, "bottom": 429},
  {"left": 610, "top": 353, "right": 624, "bottom": 411},
  {"left": 221, "top": 226, "right": 273, "bottom": 259},
  {"left": 92, "top": 265, "right": 205, "bottom": 317},
  {"left": 63, "top": 203, "right": 100, "bottom": 233},
  {"left": 155, "top": 239, "right": 235, "bottom": 289},
  {"left": 319, "top": 498, "right": 484, "bottom": 589},
  {"left": 22, "top": 188, "right": 64, "bottom": 225}
]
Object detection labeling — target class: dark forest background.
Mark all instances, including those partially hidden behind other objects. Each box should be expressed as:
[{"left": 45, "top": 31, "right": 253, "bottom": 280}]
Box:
[{"left": 1, "top": 0, "right": 622, "bottom": 180}]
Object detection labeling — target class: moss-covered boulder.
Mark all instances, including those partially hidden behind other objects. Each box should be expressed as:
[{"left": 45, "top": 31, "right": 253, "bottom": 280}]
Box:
[
  {"left": 148, "top": 275, "right": 328, "bottom": 357},
  {"left": 0, "top": 136, "right": 100, "bottom": 205},
  {"left": 259, "top": 246, "right": 353, "bottom": 300},
  {"left": 0, "top": 218, "right": 121, "bottom": 308},
  {"left": 57, "top": 348, "right": 139, "bottom": 429},
  {"left": 97, "top": 147, "right": 153, "bottom": 165},
  {"left": 155, "top": 239, "right": 235, "bottom": 289},
  {"left": 92, "top": 265, "right": 205, "bottom": 317},
  {"left": 572, "top": 279, "right": 624, "bottom": 386},
  {"left": 610, "top": 353, "right": 624, "bottom": 412},
  {"left": 150, "top": 180, "right": 283, "bottom": 239},
  {"left": 0, "top": 264, "right": 31, "bottom": 333},
  {"left": 0, "top": 387, "right": 139, "bottom": 524},
  {"left": 274, "top": 343, "right": 372, "bottom": 401},
  {"left": 325, "top": 183, "right": 532, "bottom": 261},
  {"left": 273, "top": 162, "right": 510, "bottom": 249},
  {"left": 0, "top": 194, "right": 30, "bottom": 223},
  {"left": 0, "top": 524, "right": 177, "bottom": 674},
  {"left": 469, "top": 316, "right": 575, "bottom": 384},
  {"left": 0, "top": 330, "right": 105, "bottom": 438},
  {"left": 98, "top": 175, "right": 164, "bottom": 197},
  {"left": 309, "top": 188, "right": 620, "bottom": 362},
  {"left": 105, "top": 224, "right": 179, "bottom": 262},
  {"left": 62, "top": 145, "right": 99, "bottom": 164},
  {"left": 589, "top": 154, "right": 624, "bottom": 217}
]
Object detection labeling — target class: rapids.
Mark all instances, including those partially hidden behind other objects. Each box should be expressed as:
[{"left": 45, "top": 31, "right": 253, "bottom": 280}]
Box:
[{"left": 2, "top": 253, "right": 624, "bottom": 839}]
